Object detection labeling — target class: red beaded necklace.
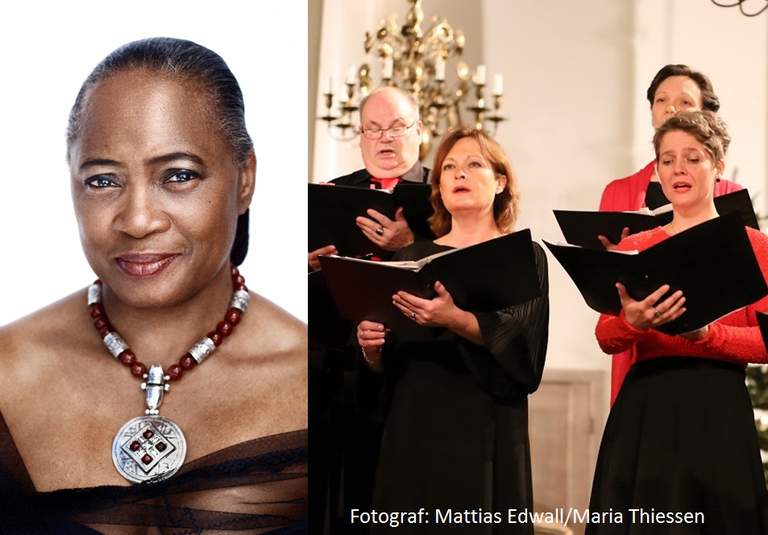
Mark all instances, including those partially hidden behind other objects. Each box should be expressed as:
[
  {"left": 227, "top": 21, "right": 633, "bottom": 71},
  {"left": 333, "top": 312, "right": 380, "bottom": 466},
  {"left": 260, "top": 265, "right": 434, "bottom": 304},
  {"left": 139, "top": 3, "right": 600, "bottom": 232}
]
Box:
[
  {"left": 88, "top": 265, "right": 247, "bottom": 382},
  {"left": 88, "top": 265, "right": 251, "bottom": 484}
]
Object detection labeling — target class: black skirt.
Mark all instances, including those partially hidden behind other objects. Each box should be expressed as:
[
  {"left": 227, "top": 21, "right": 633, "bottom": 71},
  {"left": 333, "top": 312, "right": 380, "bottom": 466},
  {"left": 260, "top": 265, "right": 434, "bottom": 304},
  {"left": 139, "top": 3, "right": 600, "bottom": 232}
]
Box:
[{"left": 587, "top": 357, "right": 768, "bottom": 535}]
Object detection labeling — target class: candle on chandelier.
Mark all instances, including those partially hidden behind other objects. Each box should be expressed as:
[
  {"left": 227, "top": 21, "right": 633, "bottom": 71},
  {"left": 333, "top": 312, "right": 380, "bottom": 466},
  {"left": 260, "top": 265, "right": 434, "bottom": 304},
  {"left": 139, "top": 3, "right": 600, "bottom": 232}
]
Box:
[
  {"left": 383, "top": 57, "right": 394, "bottom": 79},
  {"left": 473, "top": 64, "right": 486, "bottom": 85},
  {"left": 347, "top": 64, "right": 357, "bottom": 85},
  {"left": 327, "top": 76, "right": 333, "bottom": 95},
  {"left": 493, "top": 74, "right": 503, "bottom": 96},
  {"left": 435, "top": 57, "right": 446, "bottom": 81}
]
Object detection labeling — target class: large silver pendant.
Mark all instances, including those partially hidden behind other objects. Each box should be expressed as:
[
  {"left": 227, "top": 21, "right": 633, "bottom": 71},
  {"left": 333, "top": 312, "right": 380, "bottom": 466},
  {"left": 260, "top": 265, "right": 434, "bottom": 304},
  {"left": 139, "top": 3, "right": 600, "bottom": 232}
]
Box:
[
  {"left": 112, "top": 415, "right": 187, "bottom": 483},
  {"left": 111, "top": 364, "right": 187, "bottom": 483}
]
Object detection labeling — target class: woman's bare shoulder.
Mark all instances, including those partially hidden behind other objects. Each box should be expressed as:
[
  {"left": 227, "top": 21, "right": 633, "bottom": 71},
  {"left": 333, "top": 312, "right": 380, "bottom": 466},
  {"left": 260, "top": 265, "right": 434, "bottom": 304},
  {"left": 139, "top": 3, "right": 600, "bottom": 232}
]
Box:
[
  {"left": 0, "top": 289, "right": 94, "bottom": 393},
  {"left": 244, "top": 291, "right": 307, "bottom": 357},
  {"left": 227, "top": 291, "right": 307, "bottom": 429}
]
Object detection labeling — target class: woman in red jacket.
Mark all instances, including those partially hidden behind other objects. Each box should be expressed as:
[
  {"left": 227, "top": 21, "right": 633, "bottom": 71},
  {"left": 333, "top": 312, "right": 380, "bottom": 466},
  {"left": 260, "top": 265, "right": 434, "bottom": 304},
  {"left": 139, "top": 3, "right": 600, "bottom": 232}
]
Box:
[
  {"left": 599, "top": 64, "right": 743, "bottom": 404},
  {"left": 587, "top": 110, "right": 768, "bottom": 534}
]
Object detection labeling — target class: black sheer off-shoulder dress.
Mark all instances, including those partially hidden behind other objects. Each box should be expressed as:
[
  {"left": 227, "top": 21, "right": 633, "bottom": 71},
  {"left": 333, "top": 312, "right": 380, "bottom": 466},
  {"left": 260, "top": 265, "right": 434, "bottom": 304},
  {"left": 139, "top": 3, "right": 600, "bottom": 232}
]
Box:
[
  {"left": 0, "top": 411, "right": 307, "bottom": 534},
  {"left": 372, "top": 240, "right": 549, "bottom": 535}
]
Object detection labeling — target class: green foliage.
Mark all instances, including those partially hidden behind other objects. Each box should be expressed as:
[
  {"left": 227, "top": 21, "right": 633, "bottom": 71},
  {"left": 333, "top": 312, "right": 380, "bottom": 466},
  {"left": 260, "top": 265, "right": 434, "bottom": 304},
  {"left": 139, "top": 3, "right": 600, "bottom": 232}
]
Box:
[{"left": 747, "top": 364, "right": 768, "bottom": 481}]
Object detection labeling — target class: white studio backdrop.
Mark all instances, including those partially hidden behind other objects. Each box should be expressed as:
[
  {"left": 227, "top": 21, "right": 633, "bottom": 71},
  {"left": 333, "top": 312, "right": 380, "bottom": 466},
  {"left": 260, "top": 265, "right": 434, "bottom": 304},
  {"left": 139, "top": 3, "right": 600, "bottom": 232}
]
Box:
[{"left": 0, "top": 0, "right": 308, "bottom": 325}]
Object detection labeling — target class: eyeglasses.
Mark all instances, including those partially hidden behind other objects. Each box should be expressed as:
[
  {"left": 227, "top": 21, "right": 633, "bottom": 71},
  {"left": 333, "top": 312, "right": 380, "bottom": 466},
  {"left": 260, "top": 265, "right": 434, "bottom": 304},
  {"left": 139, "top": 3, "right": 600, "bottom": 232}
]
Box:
[{"left": 360, "top": 120, "right": 418, "bottom": 140}]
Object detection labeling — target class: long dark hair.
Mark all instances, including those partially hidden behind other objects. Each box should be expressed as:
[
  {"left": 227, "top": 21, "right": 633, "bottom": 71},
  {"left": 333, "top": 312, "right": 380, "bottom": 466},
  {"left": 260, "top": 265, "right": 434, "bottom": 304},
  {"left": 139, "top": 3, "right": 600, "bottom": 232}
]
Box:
[{"left": 67, "top": 37, "right": 253, "bottom": 265}]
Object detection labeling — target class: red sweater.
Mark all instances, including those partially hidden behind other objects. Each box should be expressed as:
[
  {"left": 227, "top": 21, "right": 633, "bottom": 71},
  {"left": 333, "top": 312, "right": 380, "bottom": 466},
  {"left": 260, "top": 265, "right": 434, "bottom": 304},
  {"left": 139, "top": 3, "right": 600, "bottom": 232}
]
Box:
[
  {"left": 595, "top": 226, "right": 768, "bottom": 368},
  {"left": 599, "top": 161, "right": 744, "bottom": 403}
]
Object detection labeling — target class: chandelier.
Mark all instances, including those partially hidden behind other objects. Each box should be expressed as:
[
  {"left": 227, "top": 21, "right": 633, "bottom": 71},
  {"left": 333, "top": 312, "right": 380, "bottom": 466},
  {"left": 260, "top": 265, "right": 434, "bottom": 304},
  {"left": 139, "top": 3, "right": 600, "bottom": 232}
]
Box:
[{"left": 319, "top": 0, "right": 506, "bottom": 157}]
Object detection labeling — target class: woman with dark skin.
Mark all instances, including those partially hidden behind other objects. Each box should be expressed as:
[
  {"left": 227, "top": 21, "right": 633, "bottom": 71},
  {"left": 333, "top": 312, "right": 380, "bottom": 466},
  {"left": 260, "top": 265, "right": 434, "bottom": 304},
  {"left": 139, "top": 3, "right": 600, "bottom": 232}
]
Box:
[{"left": 0, "top": 38, "right": 306, "bottom": 533}]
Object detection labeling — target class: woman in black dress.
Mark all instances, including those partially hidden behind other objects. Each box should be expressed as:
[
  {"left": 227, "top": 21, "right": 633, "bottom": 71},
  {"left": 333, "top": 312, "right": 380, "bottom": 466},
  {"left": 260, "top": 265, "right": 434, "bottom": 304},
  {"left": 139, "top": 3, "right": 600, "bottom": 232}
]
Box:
[
  {"left": 357, "top": 127, "right": 549, "bottom": 534},
  {"left": 588, "top": 111, "right": 768, "bottom": 534}
]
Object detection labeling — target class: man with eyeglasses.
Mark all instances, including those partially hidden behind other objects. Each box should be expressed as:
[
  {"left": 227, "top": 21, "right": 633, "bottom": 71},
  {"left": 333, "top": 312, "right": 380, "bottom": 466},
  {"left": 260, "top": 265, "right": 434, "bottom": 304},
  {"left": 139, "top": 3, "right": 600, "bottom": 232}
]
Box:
[
  {"left": 308, "top": 86, "right": 429, "bottom": 270},
  {"left": 309, "top": 86, "right": 429, "bottom": 533}
]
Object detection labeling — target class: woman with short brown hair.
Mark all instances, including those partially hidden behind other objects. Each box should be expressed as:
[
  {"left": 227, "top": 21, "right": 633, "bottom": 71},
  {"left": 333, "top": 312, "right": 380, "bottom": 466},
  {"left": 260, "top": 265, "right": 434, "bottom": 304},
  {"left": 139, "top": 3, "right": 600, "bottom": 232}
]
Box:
[
  {"left": 589, "top": 110, "right": 768, "bottom": 533},
  {"left": 357, "top": 128, "right": 548, "bottom": 534},
  {"left": 598, "top": 64, "right": 743, "bottom": 406}
]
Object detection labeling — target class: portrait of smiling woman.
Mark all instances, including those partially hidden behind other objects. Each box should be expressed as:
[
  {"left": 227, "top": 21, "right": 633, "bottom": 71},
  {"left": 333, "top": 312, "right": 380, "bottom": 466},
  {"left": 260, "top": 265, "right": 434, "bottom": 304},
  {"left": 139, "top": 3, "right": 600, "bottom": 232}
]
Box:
[{"left": 0, "top": 37, "right": 307, "bottom": 533}]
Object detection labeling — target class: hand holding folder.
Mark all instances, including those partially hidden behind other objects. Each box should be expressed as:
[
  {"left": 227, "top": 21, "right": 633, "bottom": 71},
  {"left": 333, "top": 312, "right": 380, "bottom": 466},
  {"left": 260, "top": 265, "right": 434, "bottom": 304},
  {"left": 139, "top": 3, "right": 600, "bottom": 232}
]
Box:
[
  {"left": 391, "top": 280, "right": 463, "bottom": 327},
  {"left": 614, "top": 282, "right": 687, "bottom": 333},
  {"left": 318, "top": 229, "right": 541, "bottom": 334},
  {"left": 355, "top": 207, "right": 414, "bottom": 253},
  {"left": 546, "top": 213, "right": 768, "bottom": 335},
  {"left": 309, "top": 183, "right": 433, "bottom": 258}
]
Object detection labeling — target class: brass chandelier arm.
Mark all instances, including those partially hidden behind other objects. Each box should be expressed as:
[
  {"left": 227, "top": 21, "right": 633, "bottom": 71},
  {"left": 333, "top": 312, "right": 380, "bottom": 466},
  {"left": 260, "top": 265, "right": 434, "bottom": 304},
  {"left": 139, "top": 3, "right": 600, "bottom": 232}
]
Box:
[{"left": 710, "top": 0, "right": 768, "bottom": 17}]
